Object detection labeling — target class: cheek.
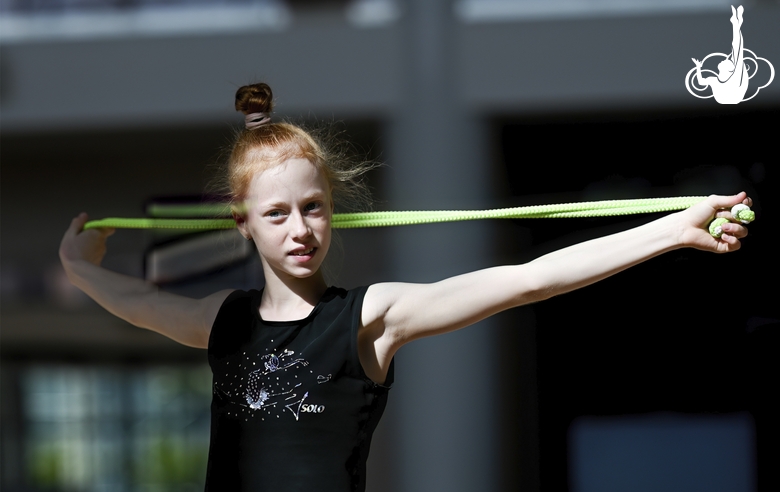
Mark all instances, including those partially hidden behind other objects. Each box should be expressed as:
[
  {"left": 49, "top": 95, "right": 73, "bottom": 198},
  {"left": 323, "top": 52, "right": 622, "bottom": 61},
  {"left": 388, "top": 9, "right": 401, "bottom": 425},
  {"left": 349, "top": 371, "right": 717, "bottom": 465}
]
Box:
[
  {"left": 251, "top": 227, "right": 283, "bottom": 255},
  {"left": 310, "top": 223, "right": 331, "bottom": 260}
]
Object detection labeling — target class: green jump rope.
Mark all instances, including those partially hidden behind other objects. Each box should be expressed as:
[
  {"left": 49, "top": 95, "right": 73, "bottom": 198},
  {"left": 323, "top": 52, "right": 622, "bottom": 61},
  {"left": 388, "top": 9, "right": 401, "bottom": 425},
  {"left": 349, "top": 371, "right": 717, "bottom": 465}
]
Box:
[{"left": 82, "top": 196, "right": 754, "bottom": 237}]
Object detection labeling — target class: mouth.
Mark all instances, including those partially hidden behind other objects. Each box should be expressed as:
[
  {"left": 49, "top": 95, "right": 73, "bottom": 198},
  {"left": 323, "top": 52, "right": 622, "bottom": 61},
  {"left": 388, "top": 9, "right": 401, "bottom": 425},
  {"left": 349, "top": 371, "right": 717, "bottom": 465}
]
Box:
[{"left": 289, "top": 247, "right": 316, "bottom": 257}]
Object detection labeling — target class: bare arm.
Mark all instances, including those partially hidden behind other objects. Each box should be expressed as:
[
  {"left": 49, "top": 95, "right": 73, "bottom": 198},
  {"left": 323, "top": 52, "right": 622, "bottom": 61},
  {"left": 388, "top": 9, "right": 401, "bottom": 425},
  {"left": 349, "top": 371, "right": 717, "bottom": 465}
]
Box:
[
  {"left": 359, "top": 193, "right": 751, "bottom": 381},
  {"left": 60, "top": 213, "right": 232, "bottom": 348}
]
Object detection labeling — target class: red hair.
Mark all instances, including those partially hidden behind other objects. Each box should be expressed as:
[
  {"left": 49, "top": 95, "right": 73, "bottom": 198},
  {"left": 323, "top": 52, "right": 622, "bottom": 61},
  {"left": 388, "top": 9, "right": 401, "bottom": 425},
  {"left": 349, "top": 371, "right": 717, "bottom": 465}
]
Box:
[
  {"left": 229, "top": 83, "right": 329, "bottom": 201},
  {"left": 227, "top": 82, "right": 377, "bottom": 213}
]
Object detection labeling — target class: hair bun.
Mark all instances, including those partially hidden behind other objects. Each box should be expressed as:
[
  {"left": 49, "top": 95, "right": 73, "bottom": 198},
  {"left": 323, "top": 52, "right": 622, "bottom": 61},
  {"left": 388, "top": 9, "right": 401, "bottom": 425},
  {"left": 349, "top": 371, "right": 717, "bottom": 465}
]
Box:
[{"left": 235, "top": 83, "right": 274, "bottom": 115}]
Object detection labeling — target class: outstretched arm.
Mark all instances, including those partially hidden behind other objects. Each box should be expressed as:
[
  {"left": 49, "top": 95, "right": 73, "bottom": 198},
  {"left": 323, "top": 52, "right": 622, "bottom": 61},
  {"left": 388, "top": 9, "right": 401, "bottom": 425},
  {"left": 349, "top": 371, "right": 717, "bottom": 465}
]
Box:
[
  {"left": 359, "top": 193, "right": 751, "bottom": 381},
  {"left": 60, "top": 213, "right": 232, "bottom": 348}
]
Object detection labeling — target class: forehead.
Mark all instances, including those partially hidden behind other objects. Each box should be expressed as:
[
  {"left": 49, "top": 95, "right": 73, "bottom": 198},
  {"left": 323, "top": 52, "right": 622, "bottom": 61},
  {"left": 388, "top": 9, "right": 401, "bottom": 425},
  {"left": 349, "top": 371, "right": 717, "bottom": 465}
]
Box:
[{"left": 247, "top": 158, "right": 329, "bottom": 200}]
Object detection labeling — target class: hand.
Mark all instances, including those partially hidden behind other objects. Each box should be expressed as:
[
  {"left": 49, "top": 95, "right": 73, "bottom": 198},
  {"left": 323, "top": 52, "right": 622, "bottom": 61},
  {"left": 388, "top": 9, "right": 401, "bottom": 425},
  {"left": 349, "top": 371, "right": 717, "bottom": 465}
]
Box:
[
  {"left": 59, "top": 213, "right": 116, "bottom": 268},
  {"left": 692, "top": 58, "right": 703, "bottom": 67},
  {"left": 675, "top": 192, "right": 751, "bottom": 253}
]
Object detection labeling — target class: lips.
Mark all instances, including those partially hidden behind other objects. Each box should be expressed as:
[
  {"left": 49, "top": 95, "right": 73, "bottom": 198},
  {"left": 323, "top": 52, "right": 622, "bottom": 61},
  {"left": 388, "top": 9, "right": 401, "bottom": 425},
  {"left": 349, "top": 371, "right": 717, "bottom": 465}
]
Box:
[{"left": 290, "top": 247, "right": 315, "bottom": 256}]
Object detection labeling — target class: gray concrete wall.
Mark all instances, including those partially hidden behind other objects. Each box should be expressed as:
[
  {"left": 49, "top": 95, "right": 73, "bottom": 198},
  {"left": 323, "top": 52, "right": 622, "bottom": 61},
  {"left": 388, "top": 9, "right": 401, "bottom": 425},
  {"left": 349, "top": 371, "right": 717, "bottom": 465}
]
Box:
[{"left": 3, "top": 5, "right": 778, "bottom": 132}]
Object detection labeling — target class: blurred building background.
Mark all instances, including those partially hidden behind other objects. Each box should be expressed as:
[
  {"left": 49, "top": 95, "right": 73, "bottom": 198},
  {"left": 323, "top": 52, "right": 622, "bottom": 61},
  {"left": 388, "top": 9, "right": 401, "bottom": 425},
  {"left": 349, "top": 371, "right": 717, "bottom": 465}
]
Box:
[{"left": 2, "top": 1, "right": 778, "bottom": 491}]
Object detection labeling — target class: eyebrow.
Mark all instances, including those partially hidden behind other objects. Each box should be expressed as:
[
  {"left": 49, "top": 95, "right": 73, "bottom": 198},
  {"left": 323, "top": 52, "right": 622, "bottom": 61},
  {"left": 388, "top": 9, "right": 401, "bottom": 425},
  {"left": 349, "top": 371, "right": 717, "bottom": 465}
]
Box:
[{"left": 257, "top": 191, "right": 326, "bottom": 209}]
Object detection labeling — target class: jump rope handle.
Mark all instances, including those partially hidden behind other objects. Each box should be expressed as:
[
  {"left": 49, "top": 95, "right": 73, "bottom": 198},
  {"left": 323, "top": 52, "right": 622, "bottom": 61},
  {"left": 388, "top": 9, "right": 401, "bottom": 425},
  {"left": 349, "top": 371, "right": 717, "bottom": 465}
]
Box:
[{"left": 709, "top": 204, "right": 755, "bottom": 238}]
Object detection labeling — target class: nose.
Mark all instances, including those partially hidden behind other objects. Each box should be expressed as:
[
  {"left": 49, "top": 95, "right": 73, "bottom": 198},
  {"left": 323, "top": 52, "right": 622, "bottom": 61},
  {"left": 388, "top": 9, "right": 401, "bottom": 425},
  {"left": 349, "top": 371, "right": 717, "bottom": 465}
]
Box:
[{"left": 290, "top": 211, "right": 312, "bottom": 240}]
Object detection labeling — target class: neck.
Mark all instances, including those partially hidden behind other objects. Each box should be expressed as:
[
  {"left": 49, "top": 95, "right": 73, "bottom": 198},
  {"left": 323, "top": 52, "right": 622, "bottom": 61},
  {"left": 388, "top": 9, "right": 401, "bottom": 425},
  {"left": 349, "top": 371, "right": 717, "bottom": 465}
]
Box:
[{"left": 258, "top": 264, "right": 329, "bottom": 321}]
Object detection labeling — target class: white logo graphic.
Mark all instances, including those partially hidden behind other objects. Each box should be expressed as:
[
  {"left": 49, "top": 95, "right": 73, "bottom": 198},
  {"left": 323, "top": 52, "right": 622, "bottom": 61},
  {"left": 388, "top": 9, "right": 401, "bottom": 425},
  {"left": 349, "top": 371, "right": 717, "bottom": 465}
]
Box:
[{"left": 685, "top": 5, "right": 774, "bottom": 104}]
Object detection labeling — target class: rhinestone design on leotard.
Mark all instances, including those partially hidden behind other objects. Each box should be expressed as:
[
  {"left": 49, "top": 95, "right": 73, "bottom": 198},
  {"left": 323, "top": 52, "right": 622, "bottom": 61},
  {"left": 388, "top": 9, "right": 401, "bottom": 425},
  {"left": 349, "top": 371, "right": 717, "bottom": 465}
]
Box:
[{"left": 213, "top": 347, "right": 331, "bottom": 421}]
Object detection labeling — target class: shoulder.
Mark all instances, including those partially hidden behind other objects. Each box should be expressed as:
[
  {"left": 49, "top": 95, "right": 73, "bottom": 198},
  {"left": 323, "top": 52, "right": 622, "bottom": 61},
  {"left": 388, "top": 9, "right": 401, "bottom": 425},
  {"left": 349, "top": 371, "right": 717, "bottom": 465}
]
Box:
[
  {"left": 361, "top": 283, "right": 406, "bottom": 325},
  {"left": 221, "top": 288, "right": 255, "bottom": 304},
  {"left": 321, "top": 285, "right": 368, "bottom": 305},
  {"left": 211, "top": 289, "right": 256, "bottom": 319},
  {"left": 357, "top": 284, "right": 400, "bottom": 384},
  {"left": 359, "top": 283, "right": 406, "bottom": 344},
  {"left": 207, "top": 289, "right": 257, "bottom": 348}
]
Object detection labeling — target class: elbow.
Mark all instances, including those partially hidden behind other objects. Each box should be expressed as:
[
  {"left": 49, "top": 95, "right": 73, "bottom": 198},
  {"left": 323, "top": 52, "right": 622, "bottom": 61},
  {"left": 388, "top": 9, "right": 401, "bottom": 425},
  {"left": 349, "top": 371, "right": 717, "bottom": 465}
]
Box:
[
  {"left": 121, "top": 290, "right": 159, "bottom": 330},
  {"left": 522, "top": 281, "right": 557, "bottom": 305},
  {"left": 121, "top": 308, "right": 149, "bottom": 331},
  {"left": 509, "top": 265, "right": 557, "bottom": 307}
]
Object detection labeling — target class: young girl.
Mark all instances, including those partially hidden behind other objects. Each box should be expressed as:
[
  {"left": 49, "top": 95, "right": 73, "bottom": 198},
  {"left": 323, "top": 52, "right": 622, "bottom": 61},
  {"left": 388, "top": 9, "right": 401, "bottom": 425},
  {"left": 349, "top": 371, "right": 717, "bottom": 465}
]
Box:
[{"left": 59, "top": 82, "right": 751, "bottom": 491}]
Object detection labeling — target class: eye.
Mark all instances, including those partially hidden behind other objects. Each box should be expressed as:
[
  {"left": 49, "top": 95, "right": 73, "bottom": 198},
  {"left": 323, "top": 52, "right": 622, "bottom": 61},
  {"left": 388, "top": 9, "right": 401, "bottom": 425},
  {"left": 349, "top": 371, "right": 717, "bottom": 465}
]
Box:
[
  {"left": 304, "top": 202, "right": 322, "bottom": 213},
  {"left": 266, "top": 209, "right": 286, "bottom": 219}
]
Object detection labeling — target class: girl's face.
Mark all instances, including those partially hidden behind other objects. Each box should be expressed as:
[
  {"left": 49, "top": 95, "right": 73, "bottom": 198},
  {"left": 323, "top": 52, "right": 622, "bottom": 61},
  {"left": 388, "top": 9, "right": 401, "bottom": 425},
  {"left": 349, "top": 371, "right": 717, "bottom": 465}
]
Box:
[{"left": 238, "top": 158, "right": 332, "bottom": 281}]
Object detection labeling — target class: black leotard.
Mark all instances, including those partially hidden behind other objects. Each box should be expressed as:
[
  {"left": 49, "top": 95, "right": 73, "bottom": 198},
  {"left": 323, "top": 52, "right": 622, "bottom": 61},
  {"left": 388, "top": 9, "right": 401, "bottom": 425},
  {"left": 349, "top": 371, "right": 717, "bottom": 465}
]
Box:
[{"left": 205, "top": 286, "right": 393, "bottom": 492}]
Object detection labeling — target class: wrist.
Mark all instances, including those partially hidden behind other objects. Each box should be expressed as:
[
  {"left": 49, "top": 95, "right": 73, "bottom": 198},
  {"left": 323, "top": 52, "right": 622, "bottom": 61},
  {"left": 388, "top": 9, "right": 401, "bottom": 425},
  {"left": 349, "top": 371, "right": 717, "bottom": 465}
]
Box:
[
  {"left": 654, "top": 213, "right": 687, "bottom": 251},
  {"left": 61, "top": 258, "right": 97, "bottom": 284}
]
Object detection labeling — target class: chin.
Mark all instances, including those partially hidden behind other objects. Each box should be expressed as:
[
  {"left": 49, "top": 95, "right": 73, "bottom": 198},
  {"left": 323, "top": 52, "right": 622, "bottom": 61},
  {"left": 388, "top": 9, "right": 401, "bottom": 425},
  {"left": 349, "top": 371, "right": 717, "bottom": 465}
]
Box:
[{"left": 282, "top": 264, "right": 325, "bottom": 280}]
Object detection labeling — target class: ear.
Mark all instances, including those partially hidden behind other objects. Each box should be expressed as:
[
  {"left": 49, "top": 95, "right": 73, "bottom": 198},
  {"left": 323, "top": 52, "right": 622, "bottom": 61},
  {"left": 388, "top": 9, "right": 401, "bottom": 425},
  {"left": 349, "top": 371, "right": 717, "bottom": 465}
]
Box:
[
  {"left": 232, "top": 204, "right": 252, "bottom": 240},
  {"left": 234, "top": 214, "right": 252, "bottom": 240}
]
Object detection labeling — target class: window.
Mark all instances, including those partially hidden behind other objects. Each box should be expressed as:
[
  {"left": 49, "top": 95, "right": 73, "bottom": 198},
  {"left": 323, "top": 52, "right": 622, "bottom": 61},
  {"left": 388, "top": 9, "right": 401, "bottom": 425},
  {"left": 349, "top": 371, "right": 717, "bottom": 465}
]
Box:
[{"left": 7, "top": 364, "right": 211, "bottom": 491}]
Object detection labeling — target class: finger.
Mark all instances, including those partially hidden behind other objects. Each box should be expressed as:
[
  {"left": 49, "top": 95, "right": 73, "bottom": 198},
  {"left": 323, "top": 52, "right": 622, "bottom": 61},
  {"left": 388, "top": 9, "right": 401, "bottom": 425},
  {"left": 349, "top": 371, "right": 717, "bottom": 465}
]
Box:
[
  {"left": 715, "top": 210, "right": 732, "bottom": 219},
  {"left": 743, "top": 196, "right": 753, "bottom": 207},
  {"left": 718, "top": 233, "right": 741, "bottom": 250},
  {"left": 68, "top": 213, "right": 89, "bottom": 234},
  {"left": 722, "top": 223, "right": 748, "bottom": 239},
  {"left": 708, "top": 192, "right": 747, "bottom": 211}
]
